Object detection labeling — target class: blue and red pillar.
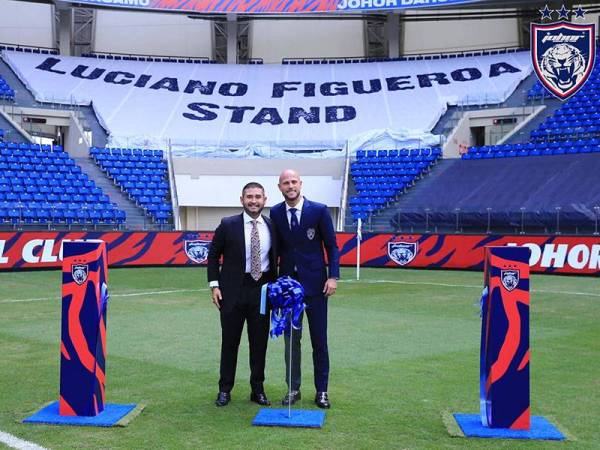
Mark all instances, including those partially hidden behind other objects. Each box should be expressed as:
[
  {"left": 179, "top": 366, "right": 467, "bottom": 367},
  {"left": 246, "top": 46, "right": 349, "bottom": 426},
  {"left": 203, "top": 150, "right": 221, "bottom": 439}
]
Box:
[
  {"left": 59, "top": 241, "right": 109, "bottom": 416},
  {"left": 480, "top": 246, "right": 530, "bottom": 430}
]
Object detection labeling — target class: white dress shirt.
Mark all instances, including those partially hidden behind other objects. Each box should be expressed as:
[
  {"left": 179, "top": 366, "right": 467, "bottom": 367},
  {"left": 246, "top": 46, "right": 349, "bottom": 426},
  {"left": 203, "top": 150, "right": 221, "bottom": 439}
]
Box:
[
  {"left": 243, "top": 212, "right": 271, "bottom": 274},
  {"left": 209, "top": 213, "right": 271, "bottom": 288},
  {"left": 285, "top": 196, "right": 304, "bottom": 229}
]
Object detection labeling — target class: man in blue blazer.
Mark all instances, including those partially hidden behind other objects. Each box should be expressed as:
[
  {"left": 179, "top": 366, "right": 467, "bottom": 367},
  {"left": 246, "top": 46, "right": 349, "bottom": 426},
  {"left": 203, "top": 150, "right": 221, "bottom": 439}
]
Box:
[{"left": 270, "top": 169, "right": 340, "bottom": 409}]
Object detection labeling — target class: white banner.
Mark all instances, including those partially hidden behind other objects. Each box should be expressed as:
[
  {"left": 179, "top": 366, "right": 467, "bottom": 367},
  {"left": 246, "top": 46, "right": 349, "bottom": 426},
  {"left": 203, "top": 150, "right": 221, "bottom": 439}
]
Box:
[{"left": 3, "top": 51, "right": 532, "bottom": 150}]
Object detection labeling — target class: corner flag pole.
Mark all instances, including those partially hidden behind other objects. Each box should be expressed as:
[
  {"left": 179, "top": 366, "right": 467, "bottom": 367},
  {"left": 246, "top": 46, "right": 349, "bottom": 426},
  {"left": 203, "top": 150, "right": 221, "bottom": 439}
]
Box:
[{"left": 356, "top": 218, "right": 362, "bottom": 280}]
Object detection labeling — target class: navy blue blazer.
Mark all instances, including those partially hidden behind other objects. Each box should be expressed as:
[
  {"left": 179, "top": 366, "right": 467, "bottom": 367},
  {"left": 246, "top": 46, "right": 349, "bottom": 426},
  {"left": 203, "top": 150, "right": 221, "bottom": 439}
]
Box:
[{"left": 270, "top": 198, "right": 340, "bottom": 297}]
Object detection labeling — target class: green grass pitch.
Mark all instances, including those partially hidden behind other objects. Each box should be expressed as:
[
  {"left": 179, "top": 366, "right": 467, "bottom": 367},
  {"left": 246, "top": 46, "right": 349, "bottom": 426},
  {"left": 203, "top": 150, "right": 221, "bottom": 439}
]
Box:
[{"left": 0, "top": 267, "right": 598, "bottom": 449}]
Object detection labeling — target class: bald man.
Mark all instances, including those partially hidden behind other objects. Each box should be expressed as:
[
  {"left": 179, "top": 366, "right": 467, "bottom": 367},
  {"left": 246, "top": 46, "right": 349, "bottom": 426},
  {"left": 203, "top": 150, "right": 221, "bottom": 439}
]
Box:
[{"left": 269, "top": 169, "right": 340, "bottom": 409}]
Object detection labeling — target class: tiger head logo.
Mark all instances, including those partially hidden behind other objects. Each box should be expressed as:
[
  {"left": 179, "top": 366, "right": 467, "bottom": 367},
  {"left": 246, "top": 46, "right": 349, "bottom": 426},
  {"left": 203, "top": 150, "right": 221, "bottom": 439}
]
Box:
[
  {"left": 532, "top": 22, "right": 596, "bottom": 100},
  {"left": 540, "top": 43, "right": 586, "bottom": 93}
]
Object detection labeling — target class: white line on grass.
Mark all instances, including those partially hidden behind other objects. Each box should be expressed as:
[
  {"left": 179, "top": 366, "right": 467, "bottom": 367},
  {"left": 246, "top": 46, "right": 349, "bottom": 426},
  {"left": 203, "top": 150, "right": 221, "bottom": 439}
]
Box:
[
  {"left": 339, "top": 279, "right": 600, "bottom": 298},
  {"left": 0, "top": 288, "right": 208, "bottom": 304},
  {"left": 0, "top": 430, "right": 49, "bottom": 450},
  {"left": 2, "top": 280, "right": 598, "bottom": 304}
]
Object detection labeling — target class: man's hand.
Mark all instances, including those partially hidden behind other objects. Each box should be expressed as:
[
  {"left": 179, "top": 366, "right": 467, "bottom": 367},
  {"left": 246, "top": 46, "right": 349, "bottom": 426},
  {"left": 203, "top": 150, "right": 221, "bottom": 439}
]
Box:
[
  {"left": 211, "top": 287, "right": 222, "bottom": 309},
  {"left": 323, "top": 278, "right": 337, "bottom": 297}
]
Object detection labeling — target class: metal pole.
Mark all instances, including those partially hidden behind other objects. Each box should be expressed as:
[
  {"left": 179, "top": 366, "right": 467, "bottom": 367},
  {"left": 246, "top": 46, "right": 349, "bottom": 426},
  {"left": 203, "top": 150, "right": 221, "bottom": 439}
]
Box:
[
  {"left": 594, "top": 206, "right": 599, "bottom": 236},
  {"left": 555, "top": 206, "right": 561, "bottom": 235},
  {"left": 356, "top": 218, "right": 361, "bottom": 281},
  {"left": 520, "top": 207, "right": 525, "bottom": 235},
  {"left": 454, "top": 208, "right": 460, "bottom": 233},
  {"left": 287, "top": 314, "right": 293, "bottom": 420},
  {"left": 486, "top": 207, "right": 492, "bottom": 234}
]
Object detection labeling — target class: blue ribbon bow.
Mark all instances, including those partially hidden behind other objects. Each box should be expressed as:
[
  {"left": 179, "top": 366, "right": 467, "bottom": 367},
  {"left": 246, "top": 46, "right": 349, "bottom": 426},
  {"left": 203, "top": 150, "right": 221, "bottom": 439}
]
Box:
[{"left": 260, "top": 276, "right": 306, "bottom": 339}]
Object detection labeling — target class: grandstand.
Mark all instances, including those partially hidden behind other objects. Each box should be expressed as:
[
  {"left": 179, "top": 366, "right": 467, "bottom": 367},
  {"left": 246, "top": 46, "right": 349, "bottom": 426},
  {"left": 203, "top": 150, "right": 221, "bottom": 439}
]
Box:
[
  {"left": 0, "top": 2, "right": 600, "bottom": 232},
  {"left": 0, "top": 0, "right": 598, "bottom": 235},
  {"left": 1, "top": 2, "right": 600, "bottom": 450}
]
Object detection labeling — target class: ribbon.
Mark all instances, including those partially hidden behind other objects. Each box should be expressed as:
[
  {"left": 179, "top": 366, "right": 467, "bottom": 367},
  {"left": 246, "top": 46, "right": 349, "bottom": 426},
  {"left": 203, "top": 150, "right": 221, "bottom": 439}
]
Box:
[
  {"left": 261, "top": 276, "right": 306, "bottom": 339},
  {"left": 478, "top": 286, "right": 488, "bottom": 318},
  {"left": 479, "top": 285, "right": 489, "bottom": 426},
  {"left": 260, "top": 283, "right": 268, "bottom": 316},
  {"left": 100, "top": 282, "right": 110, "bottom": 320}
]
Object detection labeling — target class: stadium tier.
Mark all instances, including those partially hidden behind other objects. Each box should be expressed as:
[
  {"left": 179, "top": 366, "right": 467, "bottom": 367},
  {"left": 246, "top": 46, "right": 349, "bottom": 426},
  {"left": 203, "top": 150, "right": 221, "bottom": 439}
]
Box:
[
  {"left": 90, "top": 147, "right": 172, "bottom": 224},
  {"left": 349, "top": 147, "right": 441, "bottom": 220},
  {"left": 1, "top": 49, "right": 532, "bottom": 150},
  {"left": 462, "top": 138, "right": 600, "bottom": 159},
  {"left": 388, "top": 153, "right": 600, "bottom": 234},
  {"left": 0, "top": 142, "right": 126, "bottom": 226},
  {"left": 0, "top": 75, "right": 15, "bottom": 101}
]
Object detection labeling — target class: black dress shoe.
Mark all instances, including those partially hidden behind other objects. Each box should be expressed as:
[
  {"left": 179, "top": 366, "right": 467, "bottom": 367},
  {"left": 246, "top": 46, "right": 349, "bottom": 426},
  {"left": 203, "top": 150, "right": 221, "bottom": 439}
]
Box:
[
  {"left": 215, "top": 391, "right": 231, "bottom": 407},
  {"left": 250, "top": 392, "right": 271, "bottom": 406},
  {"left": 315, "top": 392, "right": 331, "bottom": 409},
  {"left": 281, "top": 390, "right": 301, "bottom": 406}
]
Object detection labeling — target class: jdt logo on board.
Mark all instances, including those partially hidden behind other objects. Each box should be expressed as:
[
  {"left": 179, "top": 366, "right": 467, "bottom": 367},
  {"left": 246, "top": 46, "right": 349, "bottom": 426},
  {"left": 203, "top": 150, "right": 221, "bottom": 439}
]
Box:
[
  {"left": 184, "top": 240, "right": 210, "bottom": 264},
  {"left": 388, "top": 241, "right": 418, "bottom": 266}
]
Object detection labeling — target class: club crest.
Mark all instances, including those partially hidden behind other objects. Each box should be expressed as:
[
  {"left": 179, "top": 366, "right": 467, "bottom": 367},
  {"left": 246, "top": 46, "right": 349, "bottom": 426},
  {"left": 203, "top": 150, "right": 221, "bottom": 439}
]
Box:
[
  {"left": 388, "top": 241, "right": 418, "bottom": 266},
  {"left": 531, "top": 21, "right": 596, "bottom": 100},
  {"left": 72, "top": 264, "right": 89, "bottom": 285},
  {"left": 307, "top": 228, "right": 315, "bottom": 240},
  {"left": 184, "top": 240, "right": 210, "bottom": 264},
  {"left": 501, "top": 269, "right": 520, "bottom": 291}
]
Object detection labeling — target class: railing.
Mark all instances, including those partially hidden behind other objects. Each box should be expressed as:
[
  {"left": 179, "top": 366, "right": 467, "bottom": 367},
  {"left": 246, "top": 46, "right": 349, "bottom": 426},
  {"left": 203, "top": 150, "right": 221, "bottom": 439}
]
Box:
[
  {"left": 382, "top": 206, "right": 600, "bottom": 236},
  {"left": 282, "top": 45, "right": 526, "bottom": 65},
  {"left": 81, "top": 51, "right": 214, "bottom": 64},
  {"left": 165, "top": 140, "right": 181, "bottom": 231},
  {"left": 0, "top": 42, "right": 58, "bottom": 55}
]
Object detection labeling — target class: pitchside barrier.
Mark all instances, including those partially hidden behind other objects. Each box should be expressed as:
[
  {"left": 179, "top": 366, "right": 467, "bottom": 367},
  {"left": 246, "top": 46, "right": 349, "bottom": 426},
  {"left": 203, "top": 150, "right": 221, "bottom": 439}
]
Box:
[{"left": 0, "top": 231, "right": 598, "bottom": 275}]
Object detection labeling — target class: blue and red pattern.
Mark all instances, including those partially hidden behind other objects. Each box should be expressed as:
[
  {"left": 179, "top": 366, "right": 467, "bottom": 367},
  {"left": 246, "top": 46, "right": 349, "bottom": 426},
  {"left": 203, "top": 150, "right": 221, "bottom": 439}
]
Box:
[
  {"left": 480, "top": 246, "right": 530, "bottom": 429},
  {"left": 0, "top": 232, "right": 598, "bottom": 275},
  {"left": 59, "top": 241, "right": 109, "bottom": 416}
]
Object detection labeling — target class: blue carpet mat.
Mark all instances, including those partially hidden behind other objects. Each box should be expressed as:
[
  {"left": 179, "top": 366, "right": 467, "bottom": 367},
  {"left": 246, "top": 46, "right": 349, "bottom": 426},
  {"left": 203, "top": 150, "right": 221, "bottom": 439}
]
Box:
[
  {"left": 453, "top": 414, "right": 565, "bottom": 440},
  {"left": 252, "top": 408, "right": 326, "bottom": 428},
  {"left": 23, "top": 401, "right": 139, "bottom": 427}
]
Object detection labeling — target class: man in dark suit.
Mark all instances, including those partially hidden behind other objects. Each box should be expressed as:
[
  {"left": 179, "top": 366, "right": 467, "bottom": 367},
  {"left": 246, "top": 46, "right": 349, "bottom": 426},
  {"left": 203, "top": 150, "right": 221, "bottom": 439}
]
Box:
[
  {"left": 270, "top": 169, "right": 340, "bottom": 409},
  {"left": 207, "top": 182, "right": 277, "bottom": 407}
]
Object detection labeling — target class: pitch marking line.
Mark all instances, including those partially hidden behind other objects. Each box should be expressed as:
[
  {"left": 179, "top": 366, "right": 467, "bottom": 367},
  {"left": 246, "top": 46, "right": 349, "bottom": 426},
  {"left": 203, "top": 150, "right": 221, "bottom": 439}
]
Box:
[
  {"left": 0, "top": 289, "right": 208, "bottom": 304},
  {"left": 2, "top": 281, "right": 599, "bottom": 304},
  {"left": 339, "top": 279, "right": 600, "bottom": 298},
  {"left": 0, "top": 430, "right": 49, "bottom": 450}
]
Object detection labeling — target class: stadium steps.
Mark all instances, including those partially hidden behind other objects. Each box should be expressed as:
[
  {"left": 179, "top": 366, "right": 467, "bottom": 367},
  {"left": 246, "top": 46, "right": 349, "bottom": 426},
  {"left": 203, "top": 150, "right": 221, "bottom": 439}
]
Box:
[
  {"left": 343, "top": 177, "right": 358, "bottom": 230},
  {"left": 504, "top": 98, "right": 564, "bottom": 144},
  {"left": 73, "top": 156, "right": 166, "bottom": 230},
  {"left": 0, "top": 111, "right": 29, "bottom": 143},
  {"left": 433, "top": 71, "right": 541, "bottom": 139},
  {"left": 353, "top": 159, "right": 459, "bottom": 233},
  {"left": 0, "top": 58, "right": 108, "bottom": 148}
]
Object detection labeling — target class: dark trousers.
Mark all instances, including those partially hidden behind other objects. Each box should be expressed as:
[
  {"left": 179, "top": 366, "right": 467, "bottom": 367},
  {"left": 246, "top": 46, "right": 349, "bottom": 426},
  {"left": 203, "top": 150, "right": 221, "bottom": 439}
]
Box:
[
  {"left": 284, "top": 293, "right": 329, "bottom": 392},
  {"left": 219, "top": 276, "right": 270, "bottom": 393}
]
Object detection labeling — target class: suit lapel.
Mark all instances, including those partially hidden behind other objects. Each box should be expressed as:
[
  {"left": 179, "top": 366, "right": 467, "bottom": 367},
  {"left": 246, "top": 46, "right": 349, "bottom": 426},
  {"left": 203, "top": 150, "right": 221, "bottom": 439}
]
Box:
[
  {"left": 277, "top": 203, "right": 292, "bottom": 237},
  {"left": 236, "top": 213, "right": 246, "bottom": 272},
  {"left": 300, "top": 198, "right": 310, "bottom": 228},
  {"left": 263, "top": 215, "right": 276, "bottom": 266}
]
